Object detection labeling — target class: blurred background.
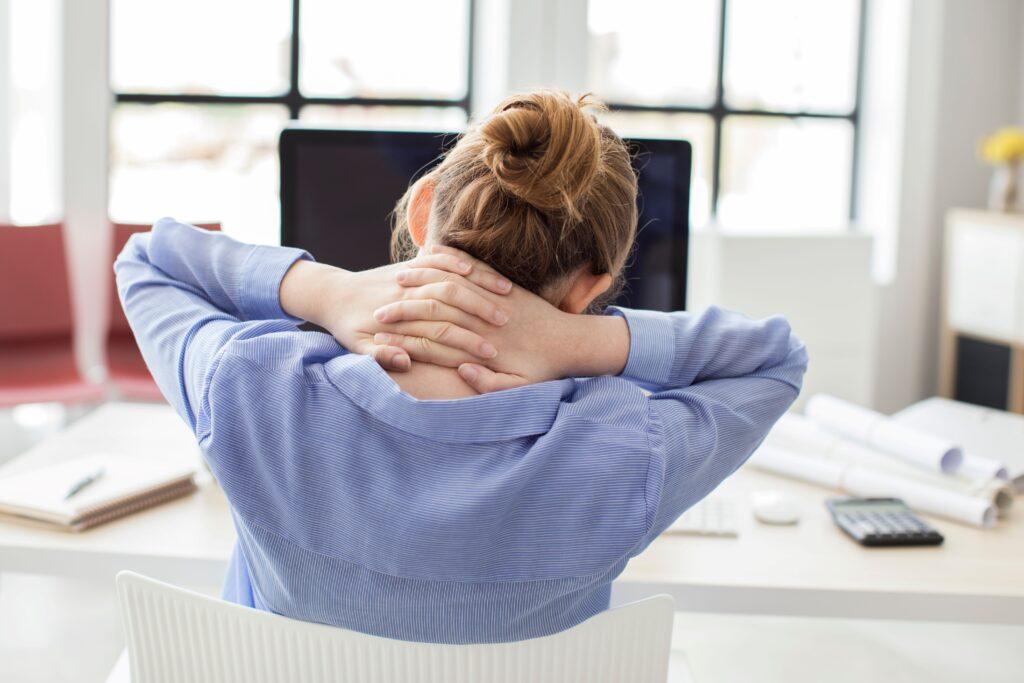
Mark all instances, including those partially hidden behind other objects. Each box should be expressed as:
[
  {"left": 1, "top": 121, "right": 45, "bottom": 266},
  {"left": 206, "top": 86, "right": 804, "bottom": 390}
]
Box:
[
  {"left": 2, "top": 2, "right": 1024, "bottom": 680},
  {"left": 13, "top": 0, "right": 868, "bottom": 238},
  {"left": 3, "top": 0, "right": 1022, "bottom": 420}
]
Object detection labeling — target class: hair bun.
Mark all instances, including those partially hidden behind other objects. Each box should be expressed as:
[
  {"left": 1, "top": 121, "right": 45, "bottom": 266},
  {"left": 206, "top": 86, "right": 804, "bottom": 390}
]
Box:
[{"left": 480, "top": 91, "right": 603, "bottom": 221}]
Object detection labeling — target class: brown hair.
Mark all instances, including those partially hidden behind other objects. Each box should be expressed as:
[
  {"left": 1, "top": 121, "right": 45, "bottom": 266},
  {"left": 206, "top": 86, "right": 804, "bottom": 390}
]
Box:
[{"left": 391, "top": 91, "right": 638, "bottom": 301}]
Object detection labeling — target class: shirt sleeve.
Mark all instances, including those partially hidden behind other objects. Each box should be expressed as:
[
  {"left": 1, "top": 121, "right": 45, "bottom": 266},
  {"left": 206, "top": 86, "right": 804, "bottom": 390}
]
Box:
[
  {"left": 113, "top": 217, "right": 311, "bottom": 431},
  {"left": 607, "top": 305, "right": 808, "bottom": 550}
]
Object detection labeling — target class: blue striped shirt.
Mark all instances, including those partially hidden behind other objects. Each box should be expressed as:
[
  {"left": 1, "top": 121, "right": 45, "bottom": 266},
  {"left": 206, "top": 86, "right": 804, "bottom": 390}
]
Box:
[{"left": 115, "top": 218, "right": 807, "bottom": 644}]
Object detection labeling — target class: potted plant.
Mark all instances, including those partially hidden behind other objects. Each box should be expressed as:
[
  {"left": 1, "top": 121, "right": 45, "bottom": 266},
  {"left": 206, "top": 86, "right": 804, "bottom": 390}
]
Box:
[{"left": 979, "top": 126, "right": 1024, "bottom": 212}]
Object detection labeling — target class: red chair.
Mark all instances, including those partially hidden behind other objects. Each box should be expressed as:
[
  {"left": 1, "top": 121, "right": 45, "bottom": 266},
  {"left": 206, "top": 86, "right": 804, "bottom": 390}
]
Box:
[
  {"left": 107, "top": 222, "right": 221, "bottom": 401},
  {"left": 0, "top": 223, "right": 106, "bottom": 407}
]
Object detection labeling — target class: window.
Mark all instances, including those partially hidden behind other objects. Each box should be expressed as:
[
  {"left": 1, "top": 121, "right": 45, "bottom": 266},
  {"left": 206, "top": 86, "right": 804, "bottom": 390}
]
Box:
[
  {"left": 6, "top": 0, "right": 61, "bottom": 224},
  {"left": 588, "top": 0, "right": 865, "bottom": 231},
  {"left": 110, "top": 0, "right": 474, "bottom": 244}
]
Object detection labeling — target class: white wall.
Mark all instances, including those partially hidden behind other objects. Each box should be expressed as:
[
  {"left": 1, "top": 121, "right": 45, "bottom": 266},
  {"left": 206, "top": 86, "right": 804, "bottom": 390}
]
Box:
[
  {"left": 502, "top": 0, "right": 589, "bottom": 97},
  {"left": 0, "top": 0, "right": 10, "bottom": 221},
  {"left": 872, "top": 0, "right": 1024, "bottom": 412},
  {"left": 4, "top": 0, "right": 1022, "bottom": 409},
  {"left": 62, "top": 0, "right": 110, "bottom": 381},
  {"left": 688, "top": 232, "right": 877, "bottom": 411},
  {"left": 471, "top": 0, "right": 509, "bottom": 115},
  {"left": 1020, "top": 6, "right": 1024, "bottom": 120}
]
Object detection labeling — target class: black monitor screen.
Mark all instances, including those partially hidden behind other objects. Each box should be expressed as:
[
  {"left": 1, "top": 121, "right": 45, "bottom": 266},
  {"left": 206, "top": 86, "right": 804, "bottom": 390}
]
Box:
[{"left": 280, "top": 128, "right": 690, "bottom": 311}]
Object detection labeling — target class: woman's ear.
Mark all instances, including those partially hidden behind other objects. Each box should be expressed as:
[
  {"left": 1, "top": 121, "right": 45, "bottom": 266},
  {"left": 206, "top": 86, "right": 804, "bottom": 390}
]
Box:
[
  {"left": 558, "top": 272, "right": 613, "bottom": 315},
  {"left": 407, "top": 177, "right": 435, "bottom": 247}
]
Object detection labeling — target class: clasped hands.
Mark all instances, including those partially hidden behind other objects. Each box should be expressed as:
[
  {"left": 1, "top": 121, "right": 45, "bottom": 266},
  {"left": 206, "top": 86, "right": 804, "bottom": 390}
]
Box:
[{"left": 281, "top": 245, "right": 628, "bottom": 393}]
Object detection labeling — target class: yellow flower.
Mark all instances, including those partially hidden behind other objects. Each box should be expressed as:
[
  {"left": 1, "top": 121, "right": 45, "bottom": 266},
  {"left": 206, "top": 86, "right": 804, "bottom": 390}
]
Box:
[{"left": 979, "top": 127, "right": 1024, "bottom": 165}]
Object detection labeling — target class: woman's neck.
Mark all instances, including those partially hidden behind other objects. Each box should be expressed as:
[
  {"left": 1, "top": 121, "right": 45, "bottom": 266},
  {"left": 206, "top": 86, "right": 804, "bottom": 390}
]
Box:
[{"left": 386, "top": 362, "right": 480, "bottom": 400}]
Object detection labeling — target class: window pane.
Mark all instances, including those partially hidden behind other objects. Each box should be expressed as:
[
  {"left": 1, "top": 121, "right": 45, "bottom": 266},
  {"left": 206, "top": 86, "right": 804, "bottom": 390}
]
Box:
[
  {"left": 724, "top": 0, "right": 860, "bottom": 113},
  {"left": 301, "top": 1, "right": 469, "bottom": 100},
  {"left": 110, "top": 104, "right": 288, "bottom": 245},
  {"left": 8, "top": 0, "right": 61, "bottom": 224},
  {"left": 300, "top": 106, "right": 467, "bottom": 131},
  {"left": 719, "top": 116, "right": 852, "bottom": 230},
  {"left": 598, "top": 112, "right": 713, "bottom": 229},
  {"left": 588, "top": 0, "right": 719, "bottom": 107},
  {"left": 111, "top": 0, "right": 291, "bottom": 95}
]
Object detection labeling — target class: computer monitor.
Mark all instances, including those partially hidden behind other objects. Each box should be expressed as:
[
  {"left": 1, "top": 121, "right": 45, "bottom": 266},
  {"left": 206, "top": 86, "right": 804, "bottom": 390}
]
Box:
[{"left": 280, "top": 128, "right": 690, "bottom": 311}]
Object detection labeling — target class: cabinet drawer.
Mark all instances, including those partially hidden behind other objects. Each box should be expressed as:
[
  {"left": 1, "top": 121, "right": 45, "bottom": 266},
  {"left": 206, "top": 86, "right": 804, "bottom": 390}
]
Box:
[{"left": 946, "top": 216, "right": 1024, "bottom": 343}]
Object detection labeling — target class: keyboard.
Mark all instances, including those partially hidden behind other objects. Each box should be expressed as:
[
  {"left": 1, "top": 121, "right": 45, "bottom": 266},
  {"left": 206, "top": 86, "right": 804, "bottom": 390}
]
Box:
[{"left": 666, "top": 497, "right": 739, "bottom": 537}]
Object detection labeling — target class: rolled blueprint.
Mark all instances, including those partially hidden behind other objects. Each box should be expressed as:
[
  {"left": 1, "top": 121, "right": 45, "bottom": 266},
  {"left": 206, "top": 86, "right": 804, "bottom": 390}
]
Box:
[
  {"left": 748, "top": 444, "right": 846, "bottom": 489},
  {"left": 967, "top": 478, "right": 1016, "bottom": 518},
  {"left": 770, "top": 414, "right": 1014, "bottom": 518},
  {"left": 749, "top": 445, "right": 996, "bottom": 528},
  {"left": 805, "top": 394, "right": 963, "bottom": 474},
  {"left": 892, "top": 397, "right": 1022, "bottom": 491},
  {"left": 772, "top": 412, "right": 883, "bottom": 466},
  {"left": 841, "top": 467, "right": 996, "bottom": 528},
  {"left": 958, "top": 453, "right": 1009, "bottom": 482}
]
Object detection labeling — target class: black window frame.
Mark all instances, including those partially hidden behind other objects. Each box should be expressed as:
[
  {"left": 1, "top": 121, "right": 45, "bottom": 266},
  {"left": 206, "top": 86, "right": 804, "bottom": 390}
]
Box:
[
  {"left": 114, "top": 0, "right": 476, "bottom": 120},
  {"left": 603, "top": 0, "right": 868, "bottom": 223}
]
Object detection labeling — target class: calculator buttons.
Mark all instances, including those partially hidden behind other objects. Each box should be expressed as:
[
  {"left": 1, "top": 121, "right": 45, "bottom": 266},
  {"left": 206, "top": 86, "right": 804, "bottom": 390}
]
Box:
[{"left": 826, "top": 497, "right": 944, "bottom": 547}]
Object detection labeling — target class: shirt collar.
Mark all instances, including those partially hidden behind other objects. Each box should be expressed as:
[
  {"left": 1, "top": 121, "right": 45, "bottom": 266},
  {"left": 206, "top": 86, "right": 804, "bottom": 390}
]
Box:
[{"left": 324, "top": 354, "right": 575, "bottom": 443}]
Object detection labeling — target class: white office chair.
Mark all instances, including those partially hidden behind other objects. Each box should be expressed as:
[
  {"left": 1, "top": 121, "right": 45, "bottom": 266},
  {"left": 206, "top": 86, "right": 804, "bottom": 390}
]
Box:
[{"left": 110, "top": 571, "right": 686, "bottom": 683}]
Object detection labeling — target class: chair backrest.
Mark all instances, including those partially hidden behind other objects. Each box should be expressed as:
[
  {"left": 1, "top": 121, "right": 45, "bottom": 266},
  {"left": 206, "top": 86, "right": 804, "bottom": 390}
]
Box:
[
  {"left": 0, "top": 223, "right": 74, "bottom": 340},
  {"left": 109, "top": 222, "right": 221, "bottom": 335},
  {"left": 116, "top": 571, "right": 674, "bottom": 683}
]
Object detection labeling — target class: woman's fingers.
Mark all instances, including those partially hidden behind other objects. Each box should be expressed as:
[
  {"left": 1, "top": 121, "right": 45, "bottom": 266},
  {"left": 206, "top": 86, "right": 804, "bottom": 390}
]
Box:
[
  {"left": 374, "top": 332, "right": 479, "bottom": 368},
  {"left": 375, "top": 321, "right": 497, "bottom": 360},
  {"left": 426, "top": 244, "right": 516, "bottom": 290},
  {"left": 351, "top": 339, "right": 411, "bottom": 372},
  {"left": 375, "top": 299, "right": 463, "bottom": 326},
  {"left": 414, "top": 281, "right": 509, "bottom": 325},
  {"left": 457, "top": 363, "right": 528, "bottom": 393},
  {"left": 397, "top": 265, "right": 512, "bottom": 297},
  {"left": 400, "top": 244, "right": 514, "bottom": 298},
  {"left": 376, "top": 288, "right": 508, "bottom": 327},
  {"left": 427, "top": 244, "right": 501, "bottom": 276},
  {"left": 409, "top": 252, "right": 473, "bottom": 277}
]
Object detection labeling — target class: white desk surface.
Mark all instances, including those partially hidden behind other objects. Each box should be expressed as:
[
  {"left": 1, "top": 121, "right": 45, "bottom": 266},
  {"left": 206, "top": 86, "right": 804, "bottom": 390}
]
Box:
[{"left": 1, "top": 404, "right": 1021, "bottom": 624}]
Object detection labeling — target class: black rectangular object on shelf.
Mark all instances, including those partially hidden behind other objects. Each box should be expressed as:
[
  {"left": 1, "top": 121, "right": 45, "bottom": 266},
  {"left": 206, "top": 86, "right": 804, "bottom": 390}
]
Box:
[{"left": 954, "top": 335, "right": 1011, "bottom": 410}]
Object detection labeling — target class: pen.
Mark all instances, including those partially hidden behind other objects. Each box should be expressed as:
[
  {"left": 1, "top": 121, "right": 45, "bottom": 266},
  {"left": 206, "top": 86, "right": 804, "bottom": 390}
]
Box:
[{"left": 63, "top": 466, "right": 106, "bottom": 501}]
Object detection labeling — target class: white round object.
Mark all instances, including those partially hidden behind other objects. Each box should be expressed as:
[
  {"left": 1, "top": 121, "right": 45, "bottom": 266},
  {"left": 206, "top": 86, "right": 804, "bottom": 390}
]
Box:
[{"left": 750, "top": 490, "right": 800, "bottom": 525}]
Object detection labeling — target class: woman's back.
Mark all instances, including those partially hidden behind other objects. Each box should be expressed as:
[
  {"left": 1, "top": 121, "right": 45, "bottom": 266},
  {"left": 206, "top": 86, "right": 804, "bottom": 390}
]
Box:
[
  {"left": 113, "top": 90, "right": 807, "bottom": 643},
  {"left": 208, "top": 336, "right": 655, "bottom": 643}
]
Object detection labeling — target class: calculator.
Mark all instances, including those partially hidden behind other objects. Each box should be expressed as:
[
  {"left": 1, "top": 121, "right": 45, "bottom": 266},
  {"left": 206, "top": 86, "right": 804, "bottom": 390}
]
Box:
[{"left": 826, "top": 498, "right": 944, "bottom": 547}]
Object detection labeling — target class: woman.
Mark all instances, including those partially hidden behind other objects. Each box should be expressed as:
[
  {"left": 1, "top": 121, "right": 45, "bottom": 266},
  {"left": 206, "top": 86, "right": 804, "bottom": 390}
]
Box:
[{"left": 116, "top": 91, "right": 807, "bottom": 644}]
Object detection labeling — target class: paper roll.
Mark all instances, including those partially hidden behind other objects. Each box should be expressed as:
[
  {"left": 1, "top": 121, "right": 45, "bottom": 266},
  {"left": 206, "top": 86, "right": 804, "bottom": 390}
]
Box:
[
  {"left": 748, "top": 444, "right": 997, "bottom": 528},
  {"left": 771, "top": 414, "right": 1014, "bottom": 518},
  {"left": 973, "top": 479, "right": 1016, "bottom": 518},
  {"left": 748, "top": 445, "right": 846, "bottom": 489},
  {"left": 840, "top": 467, "right": 995, "bottom": 528},
  {"left": 773, "top": 413, "right": 881, "bottom": 465},
  {"left": 958, "top": 453, "right": 1009, "bottom": 482},
  {"left": 805, "top": 394, "right": 963, "bottom": 474}
]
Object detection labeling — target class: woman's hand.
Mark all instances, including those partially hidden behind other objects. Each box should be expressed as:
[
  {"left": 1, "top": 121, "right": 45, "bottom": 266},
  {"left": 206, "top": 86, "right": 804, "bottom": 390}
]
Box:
[
  {"left": 279, "top": 250, "right": 512, "bottom": 371},
  {"left": 371, "top": 245, "right": 631, "bottom": 391}
]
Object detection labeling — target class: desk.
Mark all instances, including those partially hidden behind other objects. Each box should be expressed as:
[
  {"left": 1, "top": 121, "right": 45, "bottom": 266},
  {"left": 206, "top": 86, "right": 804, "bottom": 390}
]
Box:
[
  {"left": 0, "top": 404, "right": 231, "bottom": 586},
  {"left": 1, "top": 404, "right": 1021, "bottom": 624}
]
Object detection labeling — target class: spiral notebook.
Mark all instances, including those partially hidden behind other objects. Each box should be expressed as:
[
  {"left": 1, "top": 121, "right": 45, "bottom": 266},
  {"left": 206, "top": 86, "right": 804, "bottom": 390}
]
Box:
[{"left": 0, "top": 454, "right": 197, "bottom": 532}]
